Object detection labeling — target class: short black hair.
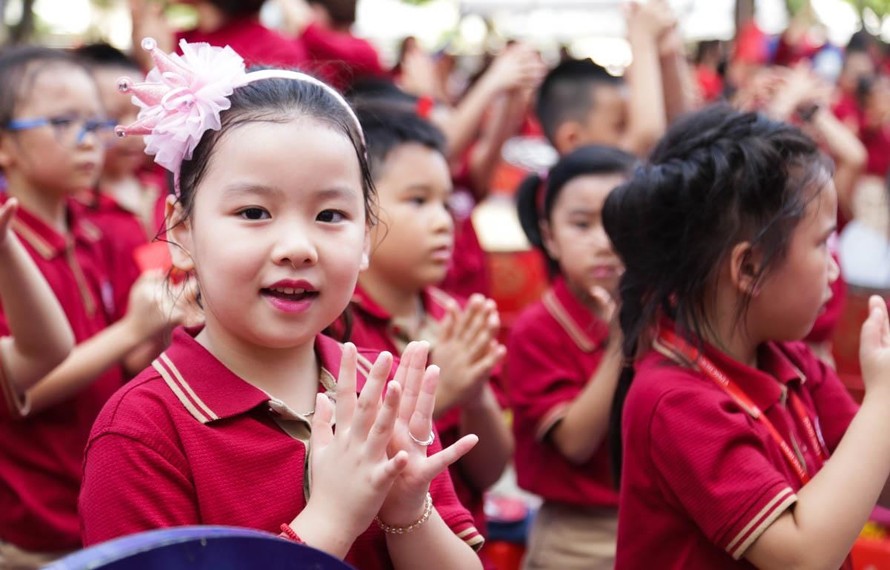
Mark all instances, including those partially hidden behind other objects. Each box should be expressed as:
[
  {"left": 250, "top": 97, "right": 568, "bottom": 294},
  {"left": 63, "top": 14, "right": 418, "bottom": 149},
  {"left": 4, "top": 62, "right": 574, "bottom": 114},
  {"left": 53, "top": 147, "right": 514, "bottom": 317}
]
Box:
[
  {"left": 208, "top": 0, "right": 266, "bottom": 17},
  {"left": 354, "top": 101, "right": 446, "bottom": 182},
  {"left": 308, "top": 0, "right": 357, "bottom": 26},
  {"left": 72, "top": 42, "right": 140, "bottom": 71},
  {"left": 535, "top": 58, "right": 623, "bottom": 146}
]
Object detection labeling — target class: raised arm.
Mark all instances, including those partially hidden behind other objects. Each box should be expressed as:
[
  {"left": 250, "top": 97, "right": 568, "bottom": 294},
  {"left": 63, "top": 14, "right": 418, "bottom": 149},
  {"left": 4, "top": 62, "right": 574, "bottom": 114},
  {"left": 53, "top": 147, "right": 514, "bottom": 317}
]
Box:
[
  {"left": 0, "top": 198, "right": 74, "bottom": 394},
  {"left": 745, "top": 297, "right": 890, "bottom": 570}
]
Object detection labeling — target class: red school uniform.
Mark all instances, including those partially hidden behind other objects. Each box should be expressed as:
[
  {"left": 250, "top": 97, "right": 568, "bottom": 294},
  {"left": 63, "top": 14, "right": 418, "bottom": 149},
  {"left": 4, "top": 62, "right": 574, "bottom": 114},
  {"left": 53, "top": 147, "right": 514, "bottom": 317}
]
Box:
[
  {"left": 616, "top": 329, "right": 859, "bottom": 569},
  {"left": 299, "top": 23, "right": 386, "bottom": 91},
  {"left": 342, "top": 286, "right": 499, "bottom": 550},
  {"left": 506, "top": 277, "right": 618, "bottom": 508},
  {"left": 79, "top": 327, "right": 482, "bottom": 567},
  {"left": 177, "top": 17, "right": 309, "bottom": 71},
  {"left": 0, "top": 198, "right": 125, "bottom": 552}
]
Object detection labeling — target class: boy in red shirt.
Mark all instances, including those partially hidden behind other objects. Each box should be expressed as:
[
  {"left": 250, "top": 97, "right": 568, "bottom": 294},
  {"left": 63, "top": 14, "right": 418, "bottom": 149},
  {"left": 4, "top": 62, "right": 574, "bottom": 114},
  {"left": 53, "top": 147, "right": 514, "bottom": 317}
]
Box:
[{"left": 336, "top": 102, "right": 510, "bottom": 567}]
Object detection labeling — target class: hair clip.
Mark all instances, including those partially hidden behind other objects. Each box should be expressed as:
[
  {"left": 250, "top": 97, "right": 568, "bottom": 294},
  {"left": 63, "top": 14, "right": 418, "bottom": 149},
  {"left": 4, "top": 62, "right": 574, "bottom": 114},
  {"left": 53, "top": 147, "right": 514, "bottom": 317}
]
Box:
[
  {"left": 115, "top": 38, "right": 248, "bottom": 194},
  {"left": 116, "top": 38, "right": 364, "bottom": 196}
]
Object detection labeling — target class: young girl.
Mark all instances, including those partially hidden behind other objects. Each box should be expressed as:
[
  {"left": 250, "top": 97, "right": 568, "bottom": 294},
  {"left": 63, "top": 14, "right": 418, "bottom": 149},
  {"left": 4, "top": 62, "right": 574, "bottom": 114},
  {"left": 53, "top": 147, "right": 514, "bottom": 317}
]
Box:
[
  {"left": 509, "top": 145, "right": 636, "bottom": 569},
  {"left": 604, "top": 104, "right": 890, "bottom": 569},
  {"left": 0, "top": 198, "right": 73, "bottom": 409},
  {"left": 0, "top": 46, "right": 179, "bottom": 567},
  {"left": 79, "top": 38, "right": 484, "bottom": 570}
]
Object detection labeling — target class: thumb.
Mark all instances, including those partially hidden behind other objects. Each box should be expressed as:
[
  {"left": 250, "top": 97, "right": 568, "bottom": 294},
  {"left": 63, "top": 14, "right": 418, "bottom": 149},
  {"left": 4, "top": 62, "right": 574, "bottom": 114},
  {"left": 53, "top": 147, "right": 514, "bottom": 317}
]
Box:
[{"left": 861, "top": 296, "right": 890, "bottom": 358}]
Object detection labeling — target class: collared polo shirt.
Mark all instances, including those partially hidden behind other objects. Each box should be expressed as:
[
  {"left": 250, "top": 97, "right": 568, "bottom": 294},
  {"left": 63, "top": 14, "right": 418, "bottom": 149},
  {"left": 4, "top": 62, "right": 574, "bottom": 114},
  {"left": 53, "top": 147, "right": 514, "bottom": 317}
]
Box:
[
  {"left": 80, "top": 327, "right": 482, "bottom": 568},
  {"left": 506, "top": 277, "right": 618, "bottom": 507},
  {"left": 616, "top": 333, "right": 859, "bottom": 569},
  {"left": 72, "top": 193, "right": 149, "bottom": 321},
  {"left": 0, "top": 198, "right": 125, "bottom": 551}
]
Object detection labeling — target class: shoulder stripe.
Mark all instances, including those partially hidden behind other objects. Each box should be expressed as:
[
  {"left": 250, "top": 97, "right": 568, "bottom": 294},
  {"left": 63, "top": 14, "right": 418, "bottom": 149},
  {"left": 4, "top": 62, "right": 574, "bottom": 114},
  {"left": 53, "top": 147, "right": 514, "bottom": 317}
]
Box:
[
  {"left": 542, "top": 290, "right": 596, "bottom": 352},
  {"left": 153, "top": 354, "right": 219, "bottom": 424},
  {"left": 535, "top": 402, "right": 571, "bottom": 442},
  {"left": 0, "top": 348, "right": 30, "bottom": 419},
  {"left": 355, "top": 351, "right": 374, "bottom": 380},
  {"left": 12, "top": 220, "right": 55, "bottom": 260},
  {"left": 728, "top": 487, "right": 797, "bottom": 559}
]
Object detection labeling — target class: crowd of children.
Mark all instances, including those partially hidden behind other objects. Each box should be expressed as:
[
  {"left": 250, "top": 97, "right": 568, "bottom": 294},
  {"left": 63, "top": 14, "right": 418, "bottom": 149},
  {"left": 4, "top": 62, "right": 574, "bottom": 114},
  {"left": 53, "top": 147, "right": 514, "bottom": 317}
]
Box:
[{"left": 1, "top": 0, "right": 890, "bottom": 569}]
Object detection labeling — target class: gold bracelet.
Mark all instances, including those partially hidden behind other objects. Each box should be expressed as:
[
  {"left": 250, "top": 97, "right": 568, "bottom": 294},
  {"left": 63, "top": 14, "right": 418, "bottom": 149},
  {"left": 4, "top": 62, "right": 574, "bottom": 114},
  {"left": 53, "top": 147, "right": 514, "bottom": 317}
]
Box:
[{"left": 374, "top": 493, "right": 434, "bottom": 535}]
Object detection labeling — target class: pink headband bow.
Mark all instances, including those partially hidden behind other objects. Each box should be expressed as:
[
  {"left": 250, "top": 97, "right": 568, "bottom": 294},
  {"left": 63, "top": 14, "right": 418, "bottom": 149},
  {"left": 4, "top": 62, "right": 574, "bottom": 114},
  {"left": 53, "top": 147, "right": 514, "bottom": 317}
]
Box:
[{"left": 116, "top": 37, "right": 362, "bottom": 196}]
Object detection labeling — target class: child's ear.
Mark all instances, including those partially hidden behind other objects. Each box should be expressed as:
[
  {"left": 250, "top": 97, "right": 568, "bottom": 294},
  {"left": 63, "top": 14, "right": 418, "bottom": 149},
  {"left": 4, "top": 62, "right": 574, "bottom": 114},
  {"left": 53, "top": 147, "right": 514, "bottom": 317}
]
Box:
[
  {"left": 540, "top": 219, "right": 560, "bottom": 261},
  {"left": 553, "top": 121, "right": 583, "bottom": 156},
  {"left": 729, "top": 241, "right": 763, "bottom": 296},
  {"left": 166, "top": 196, "right": 195, "bottom": 273}
]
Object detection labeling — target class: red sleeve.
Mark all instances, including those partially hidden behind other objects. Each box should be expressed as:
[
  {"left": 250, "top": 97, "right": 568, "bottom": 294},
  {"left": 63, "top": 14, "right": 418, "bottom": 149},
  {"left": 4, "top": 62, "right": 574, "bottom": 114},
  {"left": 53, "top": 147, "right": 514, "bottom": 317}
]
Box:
[
  {"left": 507, "top": 311, "right": 591, "bottom": 440},
  {"left": 426, "top": 423, "right": 484, "bottom": 552},
  {"left": 647, "top": 385, "right": 797, "bottom": 559},
  {"left": 80, "top": 394, "right": 198, "bottom": 545}
]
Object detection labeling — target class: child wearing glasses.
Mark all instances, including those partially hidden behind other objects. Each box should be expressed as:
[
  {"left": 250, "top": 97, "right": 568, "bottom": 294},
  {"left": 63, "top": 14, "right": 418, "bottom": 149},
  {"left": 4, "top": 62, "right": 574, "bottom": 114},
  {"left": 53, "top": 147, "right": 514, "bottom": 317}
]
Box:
[{"left": 0, "top": 46, "right": 186, "bottom": 568}]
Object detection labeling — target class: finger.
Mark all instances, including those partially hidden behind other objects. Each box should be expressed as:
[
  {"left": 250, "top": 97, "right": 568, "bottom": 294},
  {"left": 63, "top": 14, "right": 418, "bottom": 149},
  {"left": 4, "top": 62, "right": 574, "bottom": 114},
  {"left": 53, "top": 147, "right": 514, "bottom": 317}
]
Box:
[
  {"left": 861, "top": 296, "right": 889, "bottom": 356},
  {"left": 376, "top": 450, "right": 409, "bottom": 486},
  {"left": 364, "top": 381, "right": 401, "bottom": 458},
  {"left": 335, "top": 343, "right": 358, "bottom": 432},
  {"left": 0, "top": 199, "right": 17, "bottom": 234},
  {"left": 438, "top": 303, "right": 458, "bottom": 342},
  {"left": 455, "top": 296, "right": 484, "bottom": 338},
  {"left": 399, "top": 342, "right": 429, "bottom": 424},
  {"left": 418, "top": 434, "right": 480, "bottom": 480},
  {"left": 351, "top": 351, "right": 393, "bottom": 441},
  {"left": 460, "top": 299, "right": 489, "bottom": 343},
  {"left": 310, "top": 393, "right": 335, "bottom": 449},
  {"left": 408, "top": 364, "right": 439, "bottom": 440}
]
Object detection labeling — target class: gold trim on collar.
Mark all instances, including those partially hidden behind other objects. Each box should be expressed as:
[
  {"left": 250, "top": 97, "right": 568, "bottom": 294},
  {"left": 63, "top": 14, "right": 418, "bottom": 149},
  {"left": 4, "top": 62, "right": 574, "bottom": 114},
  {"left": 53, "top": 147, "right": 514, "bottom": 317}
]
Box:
[{"left": 543, "top": 290, "right": 596, "bottom": 352}]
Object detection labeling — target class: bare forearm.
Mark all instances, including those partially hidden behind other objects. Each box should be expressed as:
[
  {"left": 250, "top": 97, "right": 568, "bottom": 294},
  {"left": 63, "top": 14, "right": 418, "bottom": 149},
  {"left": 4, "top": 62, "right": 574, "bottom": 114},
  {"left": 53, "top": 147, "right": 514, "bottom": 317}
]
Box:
[
  {"left": 0, "top": 235, "right": 73, "bottom": 381},
  {"left": 622, "top": 30, "right": 666, "bottom": 156},
  {"left": 458, "top": 385, "right": 513, "bottom": 490},
  {"left": 469, "top": 91, "right": 527, "bottom": 195},
  {"left": 747, "top": 393, "right": 890, "bottom": 569},
  {"left": 550, "top": 344, "right": 622, "bottom": 464},
  {"left": 27, "top": 317, "right": 144, "bottom": 414},
  {"left": 436, "top": 78, "right": 500, "bottom": 160},
  {"left": 386, "top": 513, "right": 483, "bottom": 570},
  {"left": 812, "top": 110, "right": 866, "bottom": 219},
  {"left": 660, "top": 51, "right": 697, "bottom": 123}
]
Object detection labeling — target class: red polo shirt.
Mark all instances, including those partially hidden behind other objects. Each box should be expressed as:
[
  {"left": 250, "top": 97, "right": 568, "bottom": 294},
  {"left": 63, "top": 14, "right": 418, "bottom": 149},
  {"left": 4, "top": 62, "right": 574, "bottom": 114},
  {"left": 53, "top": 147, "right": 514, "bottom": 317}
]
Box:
[
  {"left": 299, "top": 23, "right": 386, "bottom": 91},
  {"left": 616, "top": 333, "right": 859, "bottom": 569},
  {"left": 0, "top": 198, "right": 125, "bottom": 551},
  {"left": 73, "top": 191, "right": 160, "bottom": 321},
  {"left": 80, "top": 327, "right": 482, "bottom": 567},
  {"left": 506, "top": 277, "right": 618, "bottom": 508},
  {"left": 343, "top": 286, "right": 495, "bottom": 540},
  {"left": 177, "top": 17, "right": 309, "bottom": 71}
]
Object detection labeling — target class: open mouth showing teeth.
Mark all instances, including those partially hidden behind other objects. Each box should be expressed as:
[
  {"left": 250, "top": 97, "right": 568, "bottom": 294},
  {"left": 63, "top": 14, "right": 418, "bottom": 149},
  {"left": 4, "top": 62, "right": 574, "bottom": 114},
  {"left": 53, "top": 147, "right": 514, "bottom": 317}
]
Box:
[{"left": 262, "top": 287, "right": 318, "bottom": 301}]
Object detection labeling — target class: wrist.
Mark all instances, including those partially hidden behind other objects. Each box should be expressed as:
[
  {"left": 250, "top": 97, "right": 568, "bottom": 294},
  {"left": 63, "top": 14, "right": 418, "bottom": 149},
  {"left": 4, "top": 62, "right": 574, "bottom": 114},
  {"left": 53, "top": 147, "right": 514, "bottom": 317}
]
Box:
[
  {"left": 291, "top": 500, "right": 360, "bottom": 558},
  {"left": 376, "top": 493, "right": 433, "bottom": 534}
]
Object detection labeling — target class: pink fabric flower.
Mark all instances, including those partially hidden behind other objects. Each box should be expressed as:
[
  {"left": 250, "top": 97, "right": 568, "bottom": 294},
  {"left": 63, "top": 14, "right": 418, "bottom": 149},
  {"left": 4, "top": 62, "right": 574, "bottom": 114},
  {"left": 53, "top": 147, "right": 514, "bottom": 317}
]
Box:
[{"left": 119, "top": 38, "right": 247, "bottom": 188}]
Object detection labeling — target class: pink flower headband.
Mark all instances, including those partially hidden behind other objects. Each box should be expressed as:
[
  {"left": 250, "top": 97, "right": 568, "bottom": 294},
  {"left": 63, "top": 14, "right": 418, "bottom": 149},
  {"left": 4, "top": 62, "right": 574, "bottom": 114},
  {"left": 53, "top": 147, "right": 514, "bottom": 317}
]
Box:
[{"left": 116, "top": 37, "right": 362, "bottom": 196}]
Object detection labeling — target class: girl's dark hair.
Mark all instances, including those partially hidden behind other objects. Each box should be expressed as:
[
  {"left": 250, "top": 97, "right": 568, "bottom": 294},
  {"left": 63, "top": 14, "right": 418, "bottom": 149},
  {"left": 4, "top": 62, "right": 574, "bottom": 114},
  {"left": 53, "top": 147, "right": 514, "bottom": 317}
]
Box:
[
  {"left": 603, "top": 104, "right": 831, "bottom": 484},
  {"left": 176, "top": 76, "right": 375, "bottom": 224},
  {"left": 516, "top": 144, "right": 636, "bottom": 274},
  {"left": 0, "top": 45, "right": 90, "bottom": 129}
]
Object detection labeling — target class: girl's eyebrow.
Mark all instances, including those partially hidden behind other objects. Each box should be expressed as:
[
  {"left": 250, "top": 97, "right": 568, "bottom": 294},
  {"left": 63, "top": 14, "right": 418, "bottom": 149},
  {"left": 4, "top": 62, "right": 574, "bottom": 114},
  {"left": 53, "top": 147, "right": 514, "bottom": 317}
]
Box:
[{"left": 221, "top": 183, "right": 284, "bottom": 199}]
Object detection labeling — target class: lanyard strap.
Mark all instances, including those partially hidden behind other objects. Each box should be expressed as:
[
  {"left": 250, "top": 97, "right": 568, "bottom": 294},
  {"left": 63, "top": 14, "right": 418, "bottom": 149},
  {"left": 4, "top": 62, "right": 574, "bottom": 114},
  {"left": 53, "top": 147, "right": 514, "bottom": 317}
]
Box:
[{"left": 656, "top": 328, "right": 827, "bottom": 485}]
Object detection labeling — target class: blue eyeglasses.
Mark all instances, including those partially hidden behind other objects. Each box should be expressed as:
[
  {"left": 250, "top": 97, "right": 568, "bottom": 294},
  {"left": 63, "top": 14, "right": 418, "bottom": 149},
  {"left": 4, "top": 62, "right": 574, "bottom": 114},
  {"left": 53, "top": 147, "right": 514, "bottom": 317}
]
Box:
[{"left": 5, "top": 115, "right": 117, "bottom": 148}]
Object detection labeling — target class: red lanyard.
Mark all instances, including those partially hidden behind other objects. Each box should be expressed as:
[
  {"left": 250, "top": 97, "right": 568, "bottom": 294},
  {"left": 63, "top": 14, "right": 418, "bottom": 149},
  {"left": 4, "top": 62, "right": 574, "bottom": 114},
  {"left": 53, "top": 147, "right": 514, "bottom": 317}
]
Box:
[{"left": 655, "top": 328, "right": 828, "bottom": 485}]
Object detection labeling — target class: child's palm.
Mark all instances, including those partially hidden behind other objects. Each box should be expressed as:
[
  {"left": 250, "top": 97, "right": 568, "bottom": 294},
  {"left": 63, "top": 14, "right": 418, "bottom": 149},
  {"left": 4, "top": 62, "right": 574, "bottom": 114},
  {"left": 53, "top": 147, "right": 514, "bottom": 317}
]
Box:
[{"left": 378, "top": 342, "right": 478, "bottom": 526}]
